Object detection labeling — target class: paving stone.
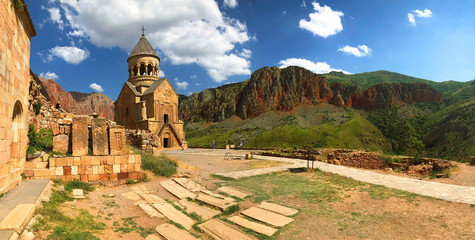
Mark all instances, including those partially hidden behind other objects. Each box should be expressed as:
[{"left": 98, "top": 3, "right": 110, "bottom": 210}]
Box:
[
  {"left": 198, "top": 218, "right": 256, "bottom": 240},
  {"left": 135, "top": 191, "right": 166, "bottom": 204},
  {"left": 155, "top": 223, "right": 199, "bottom": 240},
  {"left": 138, "top": 204, "right": 164, "bottom": 218},
  {"left": 256, "top": 202, "right": 298, "bottom": 216},
  {"left": 228, "top": 215, "right": 277, "bottom": 236},
  {"left": 201, "top": 189, "right": 235, "bottom": 202},
  {"left": 0, "top": 230, "right": 18, "bottom": 240},
  {"left": 217, "top": 186, "right": 250, "bottom": 199},
  {"left": 173, "top": 178, "right": 204, "bottom": 192},
  {"left": 121, "top": 191, "right": 142, "bottom": 201},
  {"left": 160, "top": 180, "right": 196, "bottom": 199},
  {"left": 152, "top": 203, "right": 195, "bottom": 230},
  {"left": 241, "top": 207, "right": 293, "bottom": 227},
  {"left": 72, "top": 189, "right": 85, "bottom": 199},
  {"left": 0, "top": 204, "right": 35, "bottom": 232},
  {"left": 177, "top": 199, "right": 220, "bottom": 220},
  {"left": 196, "top": 193, "right": 237, "bottom": 211}
]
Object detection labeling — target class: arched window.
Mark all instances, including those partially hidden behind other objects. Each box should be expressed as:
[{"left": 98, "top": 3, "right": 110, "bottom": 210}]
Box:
[
  {"left": 133, "top": 66, "right": 138, "bottom": 77},
  {"left": 11, "top": 101, "right": 23, "bottom": 166},
  {"left": 140, "top": 64, "right": 146, "bottom": 76},
  {"left": 147, "top": 64, "right": 153, "bottom": 76}
]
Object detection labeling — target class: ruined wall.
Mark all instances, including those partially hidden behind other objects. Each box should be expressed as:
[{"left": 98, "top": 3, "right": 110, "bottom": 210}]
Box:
[{"left": 0, "top": 0, "right": 36, "bottom": 193}]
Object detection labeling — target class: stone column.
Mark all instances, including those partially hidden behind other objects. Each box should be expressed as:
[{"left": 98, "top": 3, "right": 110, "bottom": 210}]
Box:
[
  {"left": 92, "top": 118, "right": 109, "bottom": 155},
  {"left": 109, "top": 126, "right": 126, "bottom": 155},
  {"left": 72, "top": 117, "right": 88, "bottom": 156}
]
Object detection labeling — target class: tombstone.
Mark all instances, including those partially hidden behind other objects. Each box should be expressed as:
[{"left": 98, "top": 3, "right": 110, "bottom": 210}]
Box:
[
  {"left": 53, "top": 134, "right": 69, "bottom": 153},
  {"left": 109, "top": 126, "right": 126, "bottom": 155},
  {"left": 72, "top": 117, "right": 88, "bottom": 156},
  {"left": 92, "top": 118, "right": 109, "bottom": 155}
]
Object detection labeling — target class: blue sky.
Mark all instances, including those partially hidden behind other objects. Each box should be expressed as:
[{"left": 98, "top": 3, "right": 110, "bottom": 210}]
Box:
[{"left": 27, "top": 0, "right": 475, "bottom": 100}]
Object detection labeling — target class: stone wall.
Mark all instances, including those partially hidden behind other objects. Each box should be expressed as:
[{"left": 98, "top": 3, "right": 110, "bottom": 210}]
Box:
[
  {"left": 24, "top": 155, "right": 143, "bottom": 183},
  {"left": 0, "top": 0, "right": 36, "bottom": 194}
]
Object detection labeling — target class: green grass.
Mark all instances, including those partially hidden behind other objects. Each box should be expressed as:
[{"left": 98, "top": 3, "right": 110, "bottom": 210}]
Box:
[
  {"left": 64, "top": 180, "right": 94, "bottom": 193},
  {"left": 361, "top": 185, "right": 418, "bottom": 202},
  {"left": 113, "top": 217, "right": 155, "bottom": 238},
  {"left": 140, "top": 152, "right": 177, "bottom": 177}
]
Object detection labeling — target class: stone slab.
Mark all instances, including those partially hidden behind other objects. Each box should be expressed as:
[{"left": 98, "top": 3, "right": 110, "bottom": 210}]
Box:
[
  {"left": 201, "top": 189, "right": 235, "bottom": 202},
  {"left": 160, "top": 180, "right": 196, "bottom": 199},
  {"left": 196, "top": 193, "right": 237, "bottom": 211},
  {"left": 109, "top": 126, "right": 126, "bottom": 155},
  {"left": 72, "top": 117, "right": 88, "bottom": 156},
  {"left": 177, "top": 199, "right": 220, "bottom": 220},
  {"left": 256, "top": 202, "right": 298, "bottom": 216},
  {"left": 0, "top": 204, "right": 35, "bottom": 232},
  {"left": 72, "top": 189, "right": 85, "bottom": 199},
  {"left": 138, "top": 203, "right": 164, "bottom": 218},
  {"left": 217, "top": 186, "right": 250, "bottom": 199},
  {"left": 241, "top": 207, "right": 293, "bottom": 227},
  {"left": 135, "top": 191, "right": 166, "bottom": 204},
  {"left": 152, "top": 203, "right": 195, "bottom": 230},
  {"left": 92, "top": 118, "right": 108, "bottom": 155},
  {"left": 145, "top": 234, "right": 162, "bottom": 240},
  {"left": 173, "top": 178, "right": 204, "bottom": 192},
  {"left": 52, "top": 134, "right": 69, "bottom": 153},
  {"left": 0, "top": 230, "right": 18, "bottom": 240},
  {"left": 198, "top": 219, "right": 256, "bottom": 240},
  {"left": 228, "top": 215, "right": 277, "bottom": 236},
  {"left": 155, "top": 223, "right": 199, "bottom": 240},
  {"left": 121, "top": 191, "right": 142, "bottom": 201}
]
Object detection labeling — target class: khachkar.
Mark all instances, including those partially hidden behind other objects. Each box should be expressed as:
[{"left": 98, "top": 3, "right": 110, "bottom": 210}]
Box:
[
  {"left": 92, "top": 118, "right": 108, "bottom": 155},
  {"left": 72, "top": 117, "right": 88, "bottom": 156},
  {"left": 114, "top": 28, "right": 185, "bottom": 150}
]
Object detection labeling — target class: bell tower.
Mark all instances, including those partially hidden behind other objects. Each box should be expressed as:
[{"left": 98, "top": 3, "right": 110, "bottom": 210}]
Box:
[{"left": 127, "top": 27, "right": 161, "bottom": 87}]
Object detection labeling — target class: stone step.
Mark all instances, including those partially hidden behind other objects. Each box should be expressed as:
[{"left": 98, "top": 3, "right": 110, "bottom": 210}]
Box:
[
  {"left": 256, "top": 201, "right": 298, "bottom": 216},
  {"left": 176, "top": 199, "right": 220, "bottom": 221},
  {"left": 217, "top": 186, "right": 250, "bottom": 199},
  {"left": 138, "top": 203, "right": 164, "bottom": 218},
  {"left": 0, "top": 204, "right": 35, "bottom": 232},
  {"left": 241, "top": 207, "right": 293, "bottom": 227},
  {"left": 228, "top": 215, "right": 277, "bottom": 236},
  {"left": 155, "top": 223, "right": 199, "bottom": 240},
  {"left": 196, "top": 193, "right": 237, "bottom": 211},
  {"left": 152, "top": 203, "right": 195, "bottom": 230},
  {"left": 201, "top": 189, "right": 235, "bottom": 202},
  {"left": 173, "top": 178, "right": 204, "bottom": 192},
  {"left": 160, "top": 180, "right": 196, "bottom": 199},
  {"left": 198, "top": 218, "right": 256, "bottom": 240}
]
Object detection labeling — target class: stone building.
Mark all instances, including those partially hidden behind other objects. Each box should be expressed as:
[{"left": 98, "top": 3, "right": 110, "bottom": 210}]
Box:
[
  {"left": 115, "top": 32, "right": 185, "bottom": 149},
  {"left": 0, "top": 0, "right": 36, "bottom": 193}
]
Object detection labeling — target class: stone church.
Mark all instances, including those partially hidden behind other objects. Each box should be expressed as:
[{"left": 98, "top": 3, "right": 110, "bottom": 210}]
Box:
[{"left": 114, "top": 31, "right": 185, "bottom": 149}]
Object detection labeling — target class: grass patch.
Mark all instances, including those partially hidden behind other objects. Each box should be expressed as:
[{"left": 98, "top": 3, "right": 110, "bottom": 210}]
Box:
[
  {"left": 223, "top": 205, "right": 240, "bottom": 215},
  {"left": 64, "top": 180, "right": 94, "bottom": 193},
  {"left": 141, "top": 152, "right": 177, "bottom": 177},
  {"left": 361, "top": 185, "right": 418, "bottom": 202},
  {"left": 113, "top": 217, "right": 154, "bottom": 237},
  {"left": 210, "top": 174, "right": 235, "bottom": 181},
  {"left": 245, "top": 160, "right": 289, "bottom": 169}
]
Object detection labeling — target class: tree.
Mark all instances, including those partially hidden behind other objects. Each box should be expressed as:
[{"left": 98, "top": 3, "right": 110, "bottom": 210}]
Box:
[{"left": 409, "top": 136, "right": 425, "bottom": 164}]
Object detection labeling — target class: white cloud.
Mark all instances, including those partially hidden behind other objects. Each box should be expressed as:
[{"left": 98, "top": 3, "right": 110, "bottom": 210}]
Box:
[
  {"left": 56, "top": 0, "right": 252, "bottom": 82},
  {"left": 278, "top": 58, "right": 349, "bottom": 74},
  {"left": 240, "top": 49, "right": 252, "bottom": 58},
  {"left": 39, "top": 72, "right": 59, "bottom": 79},
  {"left": 301, "top": 0, "right": 306, "bottom": 7},
  {"left": 190, "top": 75, "right": 197, "bottom": 79},
  {"left": 44, "top": 46, "right": 89, "bottom": 64},
  {"left": 282, "top": 11, "right": 287, "bottom": 15},
  {"left": 408, "top": 9, "right": 432, "bottom": 26},
  {"left": 176, "top": 81, "right": 189, "bottom": 90},
  {"left": 299, "top": 2, "right": 343, "bottom": 38},
  {"left": 89, "top": 83, "right": 104, "bottom": 92},
  {"left": 223, "top": 0, "right": 238, "bottom": 8},
  {"left": 159, "top": 70, "right": 165, "bottom": 78},
  {"left": 338, "top": 45, "right": 372, "bottom": 57},
  {"left": 46, "top": 7, "right": 64, "bottom": 30}
]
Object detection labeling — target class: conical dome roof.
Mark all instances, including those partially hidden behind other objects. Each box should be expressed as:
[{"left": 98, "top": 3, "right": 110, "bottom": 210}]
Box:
[{"left": 127, "top": 34, "right": 160, "bottom": 61}]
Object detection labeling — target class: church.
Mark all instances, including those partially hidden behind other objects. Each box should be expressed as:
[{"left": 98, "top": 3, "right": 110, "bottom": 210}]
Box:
[{"left": 114, "top": 30, "right": 185, "bottom": 149}]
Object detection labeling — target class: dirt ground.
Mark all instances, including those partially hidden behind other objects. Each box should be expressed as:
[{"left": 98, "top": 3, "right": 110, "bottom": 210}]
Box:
[{"left": 33, "top": 150, "right": 475, "bottom": 240}]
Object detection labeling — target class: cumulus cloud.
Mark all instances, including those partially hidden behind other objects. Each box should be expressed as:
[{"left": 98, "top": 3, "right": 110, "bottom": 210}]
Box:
[
  {"left": 176, "top": 81, "right": 189, "bottom": 90},
  {"left": 54, "top": 0, "right": 252, "bottom": 82},
  {"left": 89, "top": 83, "right": 104, "bottom": 92},
  {"left": 223, "top": 0, "right": 238, "bottom": 8},
  {"left": 40, "top": 72, "right": 59, "bottom": 79},
  {"left": 190, "top": 75, "right": 198, "bottom": 79},
  {"left": 408, "top": 9, "right": 432, "bottom": 26},
  {"left": 42, "top": 46, "right": 89, "bottom": 64},
  {"left": 337, "top": 45, "right": 372, "bottom": 57},
  {"left": 45, "top": 7, "right": 64, "bottom": 30},
  {"left": 299, "top": 2, "right": 344, "bottom": 38},
  {"left": 240, "top": 49, "right": 252, "bottom": 58},
  {"left": 159, "top": 70, "right": 165, "bottom": 78},
  {"left": 278, "top": 58, "right": 349, "bottom": 74}
]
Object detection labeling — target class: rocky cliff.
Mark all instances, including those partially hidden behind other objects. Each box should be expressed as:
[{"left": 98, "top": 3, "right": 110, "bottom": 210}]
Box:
[
  {"left": 179, "top": 66, "right": 443, "bottom": 122},
  {"left": 33, "top": 75, "right": 114, "bottom": 120}
]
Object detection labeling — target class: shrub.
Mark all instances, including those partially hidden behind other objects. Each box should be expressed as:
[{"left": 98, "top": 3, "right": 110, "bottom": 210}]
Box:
[
  {"left": 27, "top": 124, "right": 53, "bottom": 153},
  {"left": 378, "top": 154, "right": 394, "bottom": 165},
  {"left": 35, "top": 100, "right": 42, "bottom": 116},
  {"left": 141, "top": 153, "right": 177, "bottom": 177},
  {"left": 65, "top": 180, "right": 94, "bottom": 193}
]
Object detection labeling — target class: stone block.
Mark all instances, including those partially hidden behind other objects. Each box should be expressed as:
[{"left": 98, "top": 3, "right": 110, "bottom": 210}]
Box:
[
  {"left": 135, "top": 155, "right": 141, "bottom": 164},
  {"left": 34, "top": 169, "right": 50, "bottom": 177},
  {"left": 55, "top": 158, "right": 67, "bottom": 167},
  {"left": 100, "top": 156, "right": 107, "bottom": 165},
  {"left": 104, "top": 165, "right": 113, "bottom": 174},
  {"left": 63, "top": 166, "right": 71, "bottom": 175},
  {"left": 53, "top": 134, "right": 69, "bottom": 153},
  {"left": 118, "top": 172, "right": 128, "bottom": 180},
  {"left": 49, "top": 167, "right": 56, "bottom": 175},
  {"left": 71, "top": 166, "right": 78, "bottom": 175},
  {"left": 114, "top": 156, "right": 122, "bottom": 164},
  {"left": 65, "top": 175, "right": 73, "bottom": 181},
  {"left": 98, "top": 165, "right": 105, "bottom": 174},
  {"left": 100, "top": 174, "right": 109, "bottom": 182},
  {"left": 128, "top": 172, "right": 139, "bottom": 180},
  {"left": 109, "top": 126, "right": 126, "bottom": 155},
  {"left": 80, "top": 174, "right": 88, "bottom": 183},
  {"left": 128, "top": 155, "right": 136, "bottom": 164},
  {"left": 77, "top": 166, "right": 85, "bottom": 175},
  {"left": 113, "top": 164, "right": 120, "bottom": 173},
  {"left": 91, "top": 156, "right": 100, "bottom": 166},
  {"left": 121, "top": 156, "right": 128, "bottom": 164},
  {"left": 73, "top": 157, "right": 81, "bottom": 166},
  {"left": 134, "top": 164, "right": 141, "bottom": 171},
  {"left": 92, "top": 166, "right": 99, "bottom": 175},
  {"left": 106, "top": 156, "right": 115, "bottom": 165},
  {"left": 49, "top": 158, "right": 55, "bottom": 167},
  {"left": 81, "top": 156, "right": 91, "bottom": 166},
  {"left": 128, "top": 163, "right": 134, "bottom": 172},
  {"left": 89, "top": 174, "right": 100, "bottom": 181},
  {"left": 66, "top": 157, "right": 73, "bottom": 166},
  {"left": 109, "top": 173, "right": 118, "bottom": 181},
  {"left": 55, "top": 167, "right": 63, "bottom": 176},
  {"left": 72, "top": 117, "right": 88, "bottom": 156},
  {"left": 23, "top": 169, "right": 33, "bottom": 177},
  {"left": 51, "top": 122, "right": 59, "bottom": 136},
  {"left": 92, "top": 118, "right": 108, "bottom": 155},
  {"left": 120, "top": 164, "right": 128, "bottom": 172},
  {"left": 85, "top": 166, "right": 92, "bottom": 175}
]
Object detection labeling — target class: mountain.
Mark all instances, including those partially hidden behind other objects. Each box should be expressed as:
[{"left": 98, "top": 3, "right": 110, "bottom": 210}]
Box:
[{"left": 33, "top": 75, "right": 115, "bottom": 120}]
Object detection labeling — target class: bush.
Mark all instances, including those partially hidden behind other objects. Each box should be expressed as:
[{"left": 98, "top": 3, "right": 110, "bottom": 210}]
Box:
[
  {"left": 65, "top": 180, "right": 94, "bottom": 193},
  {"left": 35, "top": 100, "right": 42, "bottom": 116},
  {"left": 27, "top": 124, "right": 53, "bottom": 153},
  {"left": 141, "top": 153, "right": 177, "bottom": 177},
  {"left": 378, "top": 154, "right": 394, "bottom": 165}
]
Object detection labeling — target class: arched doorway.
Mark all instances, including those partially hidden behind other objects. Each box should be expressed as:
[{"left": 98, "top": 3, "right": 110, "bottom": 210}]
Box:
[
  {"left": 163, "top": 132, "right": 171, "bottom": 148},
  {"left": 11, "top": 101, "right": 23, "bottom": 168}
]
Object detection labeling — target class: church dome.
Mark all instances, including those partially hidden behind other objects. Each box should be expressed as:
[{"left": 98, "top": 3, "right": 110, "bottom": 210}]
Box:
[{"left": 127, "top": 34, "right": 160, "bottom": 61}]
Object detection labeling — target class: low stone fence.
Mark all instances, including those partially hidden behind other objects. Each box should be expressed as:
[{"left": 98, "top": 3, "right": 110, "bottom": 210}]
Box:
[{"left": 24, "top": 154, "right": 142, "bottom": 183}]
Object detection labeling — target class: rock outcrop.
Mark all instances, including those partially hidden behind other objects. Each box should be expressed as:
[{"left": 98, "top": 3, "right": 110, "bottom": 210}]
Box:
[{"left": 70, "top": 91, "right": 114, "bottom": 120}]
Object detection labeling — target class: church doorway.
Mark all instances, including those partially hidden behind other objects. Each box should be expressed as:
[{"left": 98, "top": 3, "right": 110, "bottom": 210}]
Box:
[
  {"left": 164, "top": 114, "right": 169, "bottom": 124},
  {"left": 11, "top": 101, "right": 23, "bottom": 168},
  {"left": 163, "top": 133, "right": 171, "bottom": 148}
]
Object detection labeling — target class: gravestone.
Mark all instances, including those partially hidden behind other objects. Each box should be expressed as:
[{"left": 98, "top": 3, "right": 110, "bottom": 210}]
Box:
[
  {"left": 92, "top": 118, "right": 108, "bottom": 155},
  {"left": 109, "top": 126, "right": 126, "bottom": 155},
  {"left": 72, "top": 117, "right": 88, "bottom": 156}
]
